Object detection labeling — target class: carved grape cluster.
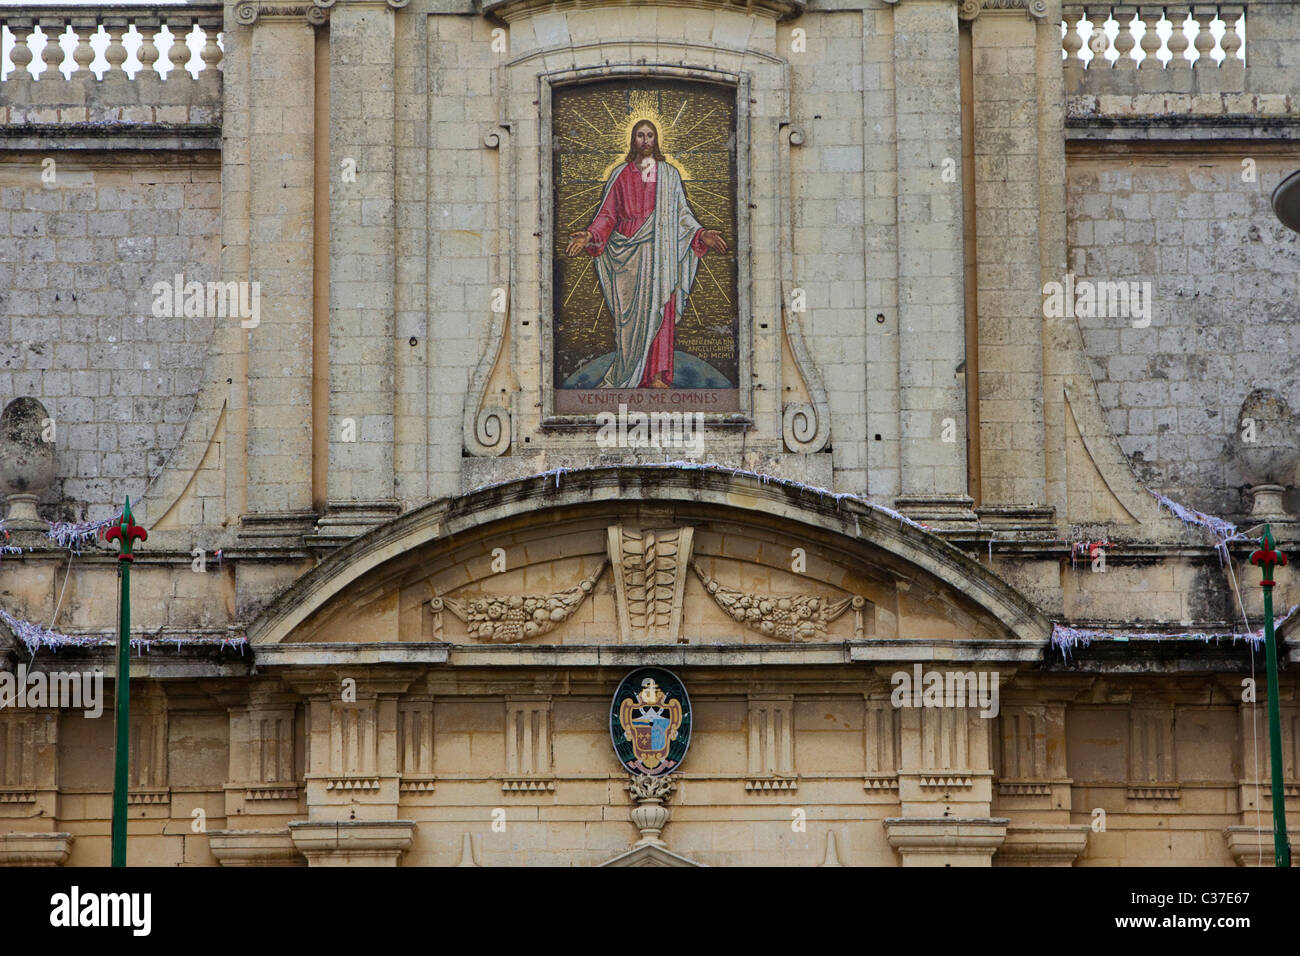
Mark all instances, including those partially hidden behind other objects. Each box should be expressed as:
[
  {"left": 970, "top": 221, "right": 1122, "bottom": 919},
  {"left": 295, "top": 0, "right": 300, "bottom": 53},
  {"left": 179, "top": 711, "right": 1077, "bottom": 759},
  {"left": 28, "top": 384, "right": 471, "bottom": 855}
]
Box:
[
  {"left": 703, "top": 579, "right": 828, "bottom": 641},
  {"left": 449, "top": 577, "right": 597, "bottom": 643}
]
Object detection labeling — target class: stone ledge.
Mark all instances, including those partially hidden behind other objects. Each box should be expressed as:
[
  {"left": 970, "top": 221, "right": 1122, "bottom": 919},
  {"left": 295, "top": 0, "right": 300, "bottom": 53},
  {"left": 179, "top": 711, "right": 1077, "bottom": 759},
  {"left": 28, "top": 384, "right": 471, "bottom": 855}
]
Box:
[
  {"left": 1223, "top": 825, "right": 1298, "bottom": 867},
  {"left": 287, "top": 820, "right": 417, "bottom": 867},
  {"left": 253, "top": 643, "right": 451, "bottom": 666},
  {"left": 994, "top": 825, "right": 1090, "bottom": 866},
  {"left": 0, "top": 125, "right": 222, "bottom": 152},
  {"left": 208, "top": 829, "right": 305, "bottom": 867},
  {"left": 0, "top": 832, "right": 73, "bottom": 866},
  {"left": 1066, "top": 115, "right": 1300, "bottom": 143},
  {"left": 883, "top": 817, "right": 1010, "bottom": 867}
]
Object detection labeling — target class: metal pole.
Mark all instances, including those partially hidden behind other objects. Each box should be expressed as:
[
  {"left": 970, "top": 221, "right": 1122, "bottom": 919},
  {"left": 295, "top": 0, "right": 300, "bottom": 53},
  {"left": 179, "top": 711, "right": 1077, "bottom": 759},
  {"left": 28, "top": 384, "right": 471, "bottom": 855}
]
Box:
[
  {"left": 105, "top": 498, "right": 146, "bottom": 867},
  {"left": 1251, "top": 524, "right": 1291, "bottom": 867},
  {"left": 111, "top": 548, "right": 129, "bottom": 867}
]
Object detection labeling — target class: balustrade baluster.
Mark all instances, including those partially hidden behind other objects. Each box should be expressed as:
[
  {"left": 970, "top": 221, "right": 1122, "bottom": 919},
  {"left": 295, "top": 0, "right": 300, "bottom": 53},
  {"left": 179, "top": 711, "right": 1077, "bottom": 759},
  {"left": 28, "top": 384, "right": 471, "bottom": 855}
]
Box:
[
  {"left": 1191, "top": 4, "right": 1218, "bottom": 65},
  {"left": 199, "top": 21, "right": 224, "bottom": 74},
  {"left": 1219, "top": 4, "right": 1243, "bottom": 65},
  {"left": 1063, "top": 6, "right": 1085, "bottom": 81},
  {"left": 8, "top": 19, "right": 35, "bottom": 77},
  {"left": 38, "top": 17, "right": 65, "bottom": 79},
  {"left": 1166, "top": 8, "right": 1191, "bottom": 67},
  {"left": 1084, "top": 9, "right": 1112, "bottom": 68},
  {"left": 1113, "top": 6, "right": 1138, "bottom": 69},
  {"left": 71, "top": 17, "right": 96, "bottom": 77},
  {"left": 1137, "top": 5, "right": 1164, "bottom": 67},
  {"left": 103, "top": 17, "right": 128, "bottom": 79},
  {"left": 137, "top": 17, "right": 161, "bottom": 78}
]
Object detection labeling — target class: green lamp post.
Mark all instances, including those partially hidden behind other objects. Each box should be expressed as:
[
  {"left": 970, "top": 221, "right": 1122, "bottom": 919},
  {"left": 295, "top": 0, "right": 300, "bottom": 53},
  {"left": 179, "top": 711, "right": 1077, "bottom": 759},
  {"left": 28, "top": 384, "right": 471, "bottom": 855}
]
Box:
[
  {"left": 1250, "top": 524, "right": 1291, "bottom": 867},
  {"left": 102, "top": 498, "right": 147, "bottom": 867}
]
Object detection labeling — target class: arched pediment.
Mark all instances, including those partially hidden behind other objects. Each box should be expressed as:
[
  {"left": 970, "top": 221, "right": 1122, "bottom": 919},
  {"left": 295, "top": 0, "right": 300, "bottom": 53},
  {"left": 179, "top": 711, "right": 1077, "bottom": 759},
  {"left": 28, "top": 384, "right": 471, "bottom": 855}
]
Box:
[{"left": 246, "top": 467, "right": 1050, "bottom": 652}]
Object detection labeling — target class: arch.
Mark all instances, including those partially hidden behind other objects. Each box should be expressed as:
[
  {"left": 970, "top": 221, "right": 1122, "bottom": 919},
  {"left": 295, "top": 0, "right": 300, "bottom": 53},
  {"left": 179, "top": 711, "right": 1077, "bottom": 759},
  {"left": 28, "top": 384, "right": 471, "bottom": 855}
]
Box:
[{"left": 246, "top": 465, "right": 1051, "bottom": 647}]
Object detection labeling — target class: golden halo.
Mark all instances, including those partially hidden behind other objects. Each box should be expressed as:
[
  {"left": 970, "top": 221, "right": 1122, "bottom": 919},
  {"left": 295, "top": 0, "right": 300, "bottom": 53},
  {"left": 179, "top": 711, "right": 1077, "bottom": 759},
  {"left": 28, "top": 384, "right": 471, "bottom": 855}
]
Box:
[{"left": 598, "top": 110, "right": 690, "bottom": 183}]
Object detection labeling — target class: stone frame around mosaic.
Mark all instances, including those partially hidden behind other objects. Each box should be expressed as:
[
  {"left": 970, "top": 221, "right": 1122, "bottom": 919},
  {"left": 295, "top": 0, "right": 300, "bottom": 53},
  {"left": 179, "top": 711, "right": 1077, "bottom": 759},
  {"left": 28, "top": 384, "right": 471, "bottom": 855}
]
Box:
[{"left": 536, "top": 64, "right": 756, "bottom": 429}]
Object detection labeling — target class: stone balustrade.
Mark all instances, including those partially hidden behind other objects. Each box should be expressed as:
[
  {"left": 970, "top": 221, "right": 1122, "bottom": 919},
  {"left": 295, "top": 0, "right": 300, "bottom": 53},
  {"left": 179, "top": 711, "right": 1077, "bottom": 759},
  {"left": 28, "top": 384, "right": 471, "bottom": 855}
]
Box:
[
  {"left": 1063, "top": 4, "right": 1245, "bottom": 71},
  {"left": 1061, "top": 2, "right": 1300, "bottom": 118},
  {"left": 1, "top": 5, "right": 223, "bottom": 140}
]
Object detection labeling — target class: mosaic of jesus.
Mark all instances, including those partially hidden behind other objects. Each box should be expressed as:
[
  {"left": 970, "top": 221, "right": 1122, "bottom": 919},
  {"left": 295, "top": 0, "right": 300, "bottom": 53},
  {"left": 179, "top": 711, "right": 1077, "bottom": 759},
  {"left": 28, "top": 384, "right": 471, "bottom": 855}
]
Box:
[{"left": 552, "top": 81, "right": 740, "bottom": 415}]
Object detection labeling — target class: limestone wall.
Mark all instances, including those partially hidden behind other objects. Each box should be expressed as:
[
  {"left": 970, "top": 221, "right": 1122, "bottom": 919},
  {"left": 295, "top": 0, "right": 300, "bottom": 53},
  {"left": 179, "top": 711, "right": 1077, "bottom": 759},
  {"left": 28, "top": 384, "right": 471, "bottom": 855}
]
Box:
[
  {"left": 0, "top": 156, "right": 221, "bottom": 519},
  {"left": 1069, "top": 150, "right": 1300, "bottom": 517},
  {"left": 1, "top": 6, "right": 225, "bottom": 520}
]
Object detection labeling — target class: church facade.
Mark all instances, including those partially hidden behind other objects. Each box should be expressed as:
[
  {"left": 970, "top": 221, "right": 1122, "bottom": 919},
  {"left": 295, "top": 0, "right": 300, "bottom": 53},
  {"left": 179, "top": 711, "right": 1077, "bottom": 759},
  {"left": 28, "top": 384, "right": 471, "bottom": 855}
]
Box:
[{"left": 0, "top": 0, "right": 1298, "bottom": 866}]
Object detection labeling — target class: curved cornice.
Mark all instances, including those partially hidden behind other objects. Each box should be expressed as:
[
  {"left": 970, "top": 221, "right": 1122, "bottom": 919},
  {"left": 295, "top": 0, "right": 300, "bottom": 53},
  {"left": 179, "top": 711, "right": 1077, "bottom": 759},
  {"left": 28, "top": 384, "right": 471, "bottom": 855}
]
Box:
[
  {"left": 245, "top": 465, "right": 1052, "bottom": 647},
  {"left": 480, "top": 0, "right": 806, "bottom": 24}
]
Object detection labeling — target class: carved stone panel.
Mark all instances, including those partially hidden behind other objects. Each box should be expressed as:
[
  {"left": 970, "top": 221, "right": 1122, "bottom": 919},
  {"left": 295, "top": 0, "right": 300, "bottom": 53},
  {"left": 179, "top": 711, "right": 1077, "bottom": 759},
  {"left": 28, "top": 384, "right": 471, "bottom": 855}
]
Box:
[
  {"left": 691, "top": 561, "right": 866, "bottom": 642},
  {"left": 607, "top": 526, "right": 694, "bottom": 644}
]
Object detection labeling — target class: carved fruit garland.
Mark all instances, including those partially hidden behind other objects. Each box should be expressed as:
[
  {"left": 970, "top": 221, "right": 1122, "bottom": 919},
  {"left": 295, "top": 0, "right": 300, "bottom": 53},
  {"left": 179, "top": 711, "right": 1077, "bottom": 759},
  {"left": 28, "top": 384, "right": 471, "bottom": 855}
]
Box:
[
  {"left": 691, "top": 562, "right": 865, "bottom": 642},
  {"left": 438, "top": 561, "right": 606, "bottom": 643}
]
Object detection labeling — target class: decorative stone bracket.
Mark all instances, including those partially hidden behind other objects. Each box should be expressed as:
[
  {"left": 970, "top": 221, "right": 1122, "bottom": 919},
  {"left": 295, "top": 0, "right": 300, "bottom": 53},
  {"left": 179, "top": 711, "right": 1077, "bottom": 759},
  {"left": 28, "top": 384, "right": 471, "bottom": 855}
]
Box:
[{"left": 627, "top": 774, "right": 677, "bottom": 848}]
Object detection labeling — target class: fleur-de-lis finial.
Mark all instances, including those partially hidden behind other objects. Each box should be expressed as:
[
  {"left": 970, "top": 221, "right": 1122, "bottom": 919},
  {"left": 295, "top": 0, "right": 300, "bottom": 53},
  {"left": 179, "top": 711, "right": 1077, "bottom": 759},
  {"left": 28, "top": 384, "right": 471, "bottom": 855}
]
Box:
[
  {"left": 1250, "top": 524, "right": 1287, "bottom": 587},
  {"left": 102, "top": 497, "right": 147, "bottom": 562}
]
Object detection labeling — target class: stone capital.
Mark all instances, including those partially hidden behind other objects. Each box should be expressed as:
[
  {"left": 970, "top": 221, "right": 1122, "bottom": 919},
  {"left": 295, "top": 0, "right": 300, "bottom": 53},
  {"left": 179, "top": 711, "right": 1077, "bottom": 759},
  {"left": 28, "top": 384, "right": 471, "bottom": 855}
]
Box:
[
  {"left": 956, "top": 0, "right": 1049, "bottom": 20},
  {"left": 233, "top": 1, "right": 332, "bottom": 26}
]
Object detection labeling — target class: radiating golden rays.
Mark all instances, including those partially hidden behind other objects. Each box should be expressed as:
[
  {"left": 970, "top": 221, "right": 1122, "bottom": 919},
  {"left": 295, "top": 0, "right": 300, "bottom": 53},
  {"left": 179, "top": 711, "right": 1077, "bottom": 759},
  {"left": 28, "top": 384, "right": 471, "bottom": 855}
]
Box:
[{"left": 552, "top": 79, "right": 739, "bottom": 387}]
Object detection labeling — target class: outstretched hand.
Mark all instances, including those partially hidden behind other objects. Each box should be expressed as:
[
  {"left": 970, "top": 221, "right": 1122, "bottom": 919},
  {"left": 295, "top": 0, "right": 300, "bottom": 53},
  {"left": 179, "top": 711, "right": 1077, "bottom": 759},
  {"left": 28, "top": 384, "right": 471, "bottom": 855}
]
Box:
[
  {"left": 699, "top": 229, "right": 728, "bottom": 253},
  {"left": 566, "top": 230, "right": 593, "bottom": 257}
]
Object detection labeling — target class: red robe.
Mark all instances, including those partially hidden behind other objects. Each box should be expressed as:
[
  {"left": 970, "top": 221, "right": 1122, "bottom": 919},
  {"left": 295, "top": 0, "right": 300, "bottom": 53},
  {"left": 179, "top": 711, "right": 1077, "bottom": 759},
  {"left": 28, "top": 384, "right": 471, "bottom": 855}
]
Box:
[{"left": 585, "top": 162, "right": 710, "bottom": 387}]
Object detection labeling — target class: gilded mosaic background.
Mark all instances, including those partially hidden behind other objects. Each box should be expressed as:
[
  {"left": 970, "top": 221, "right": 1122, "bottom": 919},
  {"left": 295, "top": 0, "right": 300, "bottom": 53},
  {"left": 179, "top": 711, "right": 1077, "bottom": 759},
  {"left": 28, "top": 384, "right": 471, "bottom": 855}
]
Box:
[{"left": 551, "top": 79, "right": 739, "bottom": 415}]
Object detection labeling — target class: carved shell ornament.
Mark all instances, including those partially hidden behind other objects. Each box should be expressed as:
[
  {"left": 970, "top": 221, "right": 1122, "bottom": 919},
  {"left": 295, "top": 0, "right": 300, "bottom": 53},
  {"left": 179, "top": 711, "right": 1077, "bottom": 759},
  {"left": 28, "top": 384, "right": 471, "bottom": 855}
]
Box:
[
  {"left": 691, "top": 563, "right": 866, "bottom": 642},
  {"left": 438, "top": 562, "right": 606, "bottom": 643}
]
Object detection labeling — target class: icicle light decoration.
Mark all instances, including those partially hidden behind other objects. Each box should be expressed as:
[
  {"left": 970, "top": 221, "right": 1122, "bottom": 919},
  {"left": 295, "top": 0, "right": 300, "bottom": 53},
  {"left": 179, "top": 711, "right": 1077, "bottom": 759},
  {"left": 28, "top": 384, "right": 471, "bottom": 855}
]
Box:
[
  {"left": 0, "top": 610, "right": 248, "bottom": 656},
  {"left": 1150, "top": 491, "right": 1246, "bottom": 564},
  {"left": 1051, "top": 605, "right": 1297, "bottom": 661},
  {"left": 46, "top": 513, "right": 123, "bottom": 554}
]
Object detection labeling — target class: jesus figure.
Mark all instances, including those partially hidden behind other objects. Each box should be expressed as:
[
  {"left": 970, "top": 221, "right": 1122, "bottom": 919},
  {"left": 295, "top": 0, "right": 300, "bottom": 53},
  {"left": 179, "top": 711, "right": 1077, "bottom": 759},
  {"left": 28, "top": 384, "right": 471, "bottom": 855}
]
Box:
[{"left": 565, "top": 120, "right": 728, "bottom": 389}]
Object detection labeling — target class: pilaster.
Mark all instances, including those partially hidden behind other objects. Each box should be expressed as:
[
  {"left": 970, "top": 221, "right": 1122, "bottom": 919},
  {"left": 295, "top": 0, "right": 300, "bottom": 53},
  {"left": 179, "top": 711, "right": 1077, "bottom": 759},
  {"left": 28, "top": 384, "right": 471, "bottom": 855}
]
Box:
[
  {"left": 889, "top": 0, "right": 974, "bottom": 524},
  {"left": 237, "top": 2, "right": 322, "bottom": 541},
  {"left": 969, "top": 0, "right": 1048, "bottom": 509},
  {"left": 316, "top": 0, "right": 403, "bottom": 543}
]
